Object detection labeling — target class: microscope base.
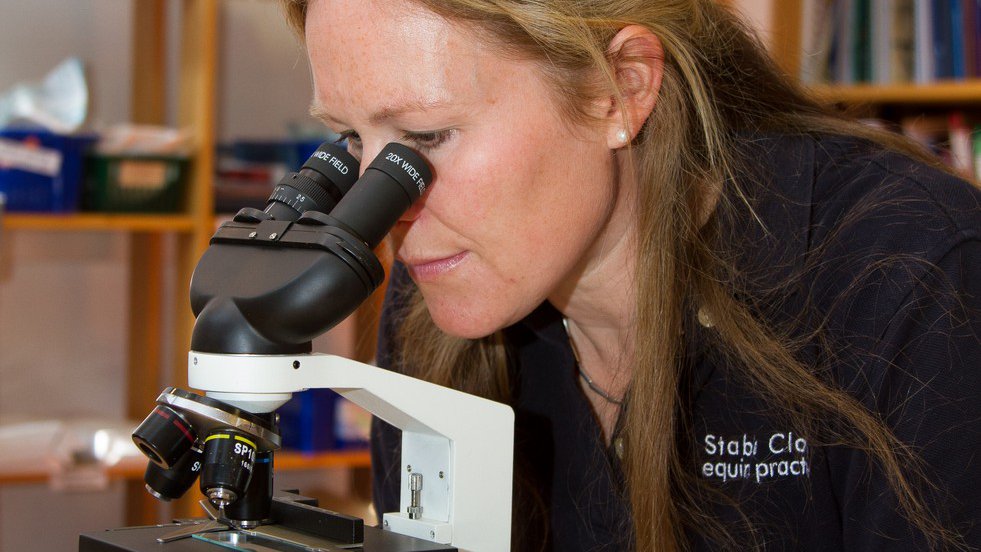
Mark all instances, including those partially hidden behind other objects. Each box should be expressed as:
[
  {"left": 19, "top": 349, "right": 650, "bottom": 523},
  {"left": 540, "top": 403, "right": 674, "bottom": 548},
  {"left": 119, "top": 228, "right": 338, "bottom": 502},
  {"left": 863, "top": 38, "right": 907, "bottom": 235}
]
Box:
[
  {"left": 79, "top": 522, "right": 457, "bottom": 552},
  {"left": 79, "top": 491, "right": 457, "bottom": 552}
]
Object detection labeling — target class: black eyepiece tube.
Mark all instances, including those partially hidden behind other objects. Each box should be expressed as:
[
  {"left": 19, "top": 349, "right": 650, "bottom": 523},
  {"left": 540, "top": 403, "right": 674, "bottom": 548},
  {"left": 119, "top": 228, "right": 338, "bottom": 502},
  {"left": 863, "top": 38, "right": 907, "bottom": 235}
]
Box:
[
  {"left": 189, "top": 142, "right": 431, "bottom": 355},
  {"left": 327, "top": 143, "right": 431, "bottom": 249},
  {"left": 262, "top": 142, "right": 359, "bottom": 221}
]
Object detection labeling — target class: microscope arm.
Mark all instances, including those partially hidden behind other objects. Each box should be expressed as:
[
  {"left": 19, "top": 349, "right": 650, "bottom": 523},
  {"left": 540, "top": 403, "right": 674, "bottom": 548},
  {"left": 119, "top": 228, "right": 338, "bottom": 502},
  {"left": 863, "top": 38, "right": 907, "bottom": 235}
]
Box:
[{"left": 189, "top": 351, "right": 514, "bottom": 552}]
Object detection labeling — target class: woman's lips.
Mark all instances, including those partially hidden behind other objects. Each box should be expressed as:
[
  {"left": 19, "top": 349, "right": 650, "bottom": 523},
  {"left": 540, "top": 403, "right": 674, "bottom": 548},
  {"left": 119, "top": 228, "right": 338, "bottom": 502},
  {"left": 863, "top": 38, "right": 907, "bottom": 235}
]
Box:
[{"left": 405, "top": 251, "right": 469, "bottom": 281}]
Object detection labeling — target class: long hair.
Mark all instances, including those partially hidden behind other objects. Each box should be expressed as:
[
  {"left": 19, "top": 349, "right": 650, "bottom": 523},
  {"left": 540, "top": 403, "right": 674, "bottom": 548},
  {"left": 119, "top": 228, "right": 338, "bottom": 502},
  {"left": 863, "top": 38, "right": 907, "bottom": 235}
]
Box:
[{"left": 281, "top": 1, "right": 958, "bottom": 550}]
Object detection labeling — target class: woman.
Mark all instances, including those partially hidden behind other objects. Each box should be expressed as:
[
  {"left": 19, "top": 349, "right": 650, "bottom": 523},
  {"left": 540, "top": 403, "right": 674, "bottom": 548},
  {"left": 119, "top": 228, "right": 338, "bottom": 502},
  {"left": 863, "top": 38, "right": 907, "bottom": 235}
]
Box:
[{"left": 282, "top": 0, "right": 981, "bottom": 550}]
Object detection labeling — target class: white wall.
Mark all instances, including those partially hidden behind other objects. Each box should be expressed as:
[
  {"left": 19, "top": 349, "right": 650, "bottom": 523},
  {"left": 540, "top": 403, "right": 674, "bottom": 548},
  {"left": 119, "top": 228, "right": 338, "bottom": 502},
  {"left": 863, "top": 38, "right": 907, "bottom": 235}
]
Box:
[
  {"left": 217, "top": 1, "right": 318, "bottom": 140},
  {"left": 731, "top": 0, "right": 775, "bottom": 49},
  {"left": 0, "top": 1, "right": 134, "bottom": 128}
]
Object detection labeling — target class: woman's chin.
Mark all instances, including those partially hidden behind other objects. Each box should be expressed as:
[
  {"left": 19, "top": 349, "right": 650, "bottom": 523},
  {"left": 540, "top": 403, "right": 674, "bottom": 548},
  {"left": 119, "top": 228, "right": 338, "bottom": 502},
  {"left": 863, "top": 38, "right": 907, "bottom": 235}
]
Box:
[{"left": 425, "top": 302, "right": 503, "bottom": 340}]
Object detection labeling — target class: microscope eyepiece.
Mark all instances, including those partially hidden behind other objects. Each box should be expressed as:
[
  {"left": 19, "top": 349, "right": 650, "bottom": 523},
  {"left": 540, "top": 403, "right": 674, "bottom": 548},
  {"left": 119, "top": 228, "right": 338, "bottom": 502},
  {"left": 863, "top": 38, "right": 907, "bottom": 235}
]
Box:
[
  {"left": 260, "top": 142, "right": 359, "bottom": 221},
  {"left": 299, "top": 143, "right": 358, "bottom": 195},
  {"left": 191, "top": 142, "right": 431, "bottom": 355},
  {"left": 328, "top": 142, "right": 431, "bottom": 249}
]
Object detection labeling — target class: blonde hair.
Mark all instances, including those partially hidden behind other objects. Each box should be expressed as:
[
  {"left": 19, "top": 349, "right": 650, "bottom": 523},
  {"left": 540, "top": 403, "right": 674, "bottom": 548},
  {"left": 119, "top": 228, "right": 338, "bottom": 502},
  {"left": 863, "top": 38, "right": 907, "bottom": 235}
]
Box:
[{"left": 282, "top": 1, "right": 958, "bottom": 550}]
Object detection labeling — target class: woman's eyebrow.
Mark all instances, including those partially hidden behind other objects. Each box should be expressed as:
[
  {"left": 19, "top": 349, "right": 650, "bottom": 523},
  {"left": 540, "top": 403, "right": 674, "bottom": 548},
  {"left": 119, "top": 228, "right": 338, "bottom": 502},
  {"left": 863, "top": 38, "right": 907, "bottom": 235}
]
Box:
[
  {"left": 309, "top": 102, "right": 341, "bottom": 126},
  {"left": 309, "top": 98, "right": 451, "bottom": 127},
  {"left": 367, "top": 98, "right": 451, "bottom": 124}
]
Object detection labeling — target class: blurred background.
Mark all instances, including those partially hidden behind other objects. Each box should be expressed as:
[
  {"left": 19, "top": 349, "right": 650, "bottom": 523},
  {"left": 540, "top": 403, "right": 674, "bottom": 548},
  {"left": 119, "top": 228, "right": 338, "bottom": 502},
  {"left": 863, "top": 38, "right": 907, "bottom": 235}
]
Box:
[
  {"left": 1, "top": 1, "right": 885, "bottom": 550},
  {"left": 0, "top": 2, "right": 367, "bottom": 550}
]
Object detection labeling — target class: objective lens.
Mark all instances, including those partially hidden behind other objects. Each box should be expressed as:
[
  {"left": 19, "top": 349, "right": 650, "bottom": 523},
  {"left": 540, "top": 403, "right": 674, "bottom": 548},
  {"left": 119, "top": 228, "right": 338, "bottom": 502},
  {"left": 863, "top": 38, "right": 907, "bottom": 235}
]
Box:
[
  {"left": 263, "top": 143, "right": 359, "bottom": 221},
  {"left": 143, "top": 444, "right": 203, "bottom": 501},
  {"left": 132, "top": 405, "right": 197, "bottom": 469},
  {"left": 200, "top": 428, "right": 257, "bottom": 510}
]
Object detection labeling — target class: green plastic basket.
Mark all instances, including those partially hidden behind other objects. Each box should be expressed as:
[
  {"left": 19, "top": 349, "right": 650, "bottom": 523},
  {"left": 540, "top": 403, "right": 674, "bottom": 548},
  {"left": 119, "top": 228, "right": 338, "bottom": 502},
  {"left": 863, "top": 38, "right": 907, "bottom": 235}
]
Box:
[{"left": 83, "top": 154, "right": 188, "bottom": 213}]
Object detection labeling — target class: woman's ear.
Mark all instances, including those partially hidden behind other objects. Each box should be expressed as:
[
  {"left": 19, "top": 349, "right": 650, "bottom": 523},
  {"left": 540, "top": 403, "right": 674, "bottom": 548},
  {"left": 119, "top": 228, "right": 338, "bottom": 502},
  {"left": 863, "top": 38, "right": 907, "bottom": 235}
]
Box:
[{"left": 601, "top": 25, "right": 664, "bottom": 149}]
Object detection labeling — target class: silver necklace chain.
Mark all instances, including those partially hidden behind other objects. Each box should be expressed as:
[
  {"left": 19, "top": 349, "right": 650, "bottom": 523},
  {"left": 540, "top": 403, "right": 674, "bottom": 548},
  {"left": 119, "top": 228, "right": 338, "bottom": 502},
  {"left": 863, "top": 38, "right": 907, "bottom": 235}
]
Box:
[{"left": 562, "top": 318, "right": 624, "bottom": 406}]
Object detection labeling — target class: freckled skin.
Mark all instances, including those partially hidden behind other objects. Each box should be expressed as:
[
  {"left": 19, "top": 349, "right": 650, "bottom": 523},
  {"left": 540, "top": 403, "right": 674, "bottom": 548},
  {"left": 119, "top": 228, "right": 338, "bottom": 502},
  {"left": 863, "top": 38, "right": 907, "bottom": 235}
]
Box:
[{"left": 306, "top": 0, "right": 637, "bottom": 340}]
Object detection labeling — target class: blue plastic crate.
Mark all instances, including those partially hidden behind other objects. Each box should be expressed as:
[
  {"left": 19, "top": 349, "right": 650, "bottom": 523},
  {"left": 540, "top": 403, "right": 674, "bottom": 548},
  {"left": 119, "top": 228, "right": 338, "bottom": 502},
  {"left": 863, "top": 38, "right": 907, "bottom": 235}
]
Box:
[
  {"left": 226, "top": 138, "right": 341, "bottom": 171},
  {"left": 289, "top": 139, "right": 331, "bottom": 170},
  {"left": 278, "top": 389, "right": 340, "bottom": 452},
  {"left": 0, "top": 130, "right": 95, "bottom": 212},
  {"left": 277, "top": 388, "right": 370, "bottom": 452}
]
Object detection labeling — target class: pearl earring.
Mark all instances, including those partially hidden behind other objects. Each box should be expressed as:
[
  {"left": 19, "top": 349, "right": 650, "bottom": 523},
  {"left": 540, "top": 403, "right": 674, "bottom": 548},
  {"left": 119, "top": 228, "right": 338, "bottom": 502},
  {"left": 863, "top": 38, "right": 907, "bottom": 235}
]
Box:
[{"left": 616, "top": 129, "right": 630, "bottom": 144}]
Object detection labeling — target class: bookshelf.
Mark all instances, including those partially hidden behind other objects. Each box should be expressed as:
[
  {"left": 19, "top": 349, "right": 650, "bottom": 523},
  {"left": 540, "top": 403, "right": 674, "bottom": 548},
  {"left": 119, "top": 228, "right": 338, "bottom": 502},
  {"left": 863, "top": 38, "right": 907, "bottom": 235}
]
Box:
[
  {"left": 0, "top": 0, "right": 217, "bottom": 529},
  {"left": 0, "top": 1, "right": 374, "bottom": 532},
  {"left": 768, "top": 0, "right": 981, "bottom": 181},
  {"left": 771, "top": 0, "right": 981, "bottom": 102},
  {"left": 2, "top": 214, "right": 197, "bottom": 233},
  {"left": 807, "top": 79, "right": 981, "bottom": 104}
]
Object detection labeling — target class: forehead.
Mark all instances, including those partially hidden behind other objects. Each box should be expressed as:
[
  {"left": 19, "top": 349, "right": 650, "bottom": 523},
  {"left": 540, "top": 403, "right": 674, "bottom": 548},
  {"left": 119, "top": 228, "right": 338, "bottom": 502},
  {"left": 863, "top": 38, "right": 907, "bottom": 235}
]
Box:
[{"left": 305, "top": 0, "right": 486, "bottom": 119}]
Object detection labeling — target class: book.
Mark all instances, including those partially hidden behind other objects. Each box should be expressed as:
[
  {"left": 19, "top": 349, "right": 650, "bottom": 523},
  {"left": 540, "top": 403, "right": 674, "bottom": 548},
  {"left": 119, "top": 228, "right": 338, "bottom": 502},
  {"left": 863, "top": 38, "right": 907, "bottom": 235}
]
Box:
[
  {"left": 964, "top": 0, "right": 981, "bottom": 77},
  {"left": 872, "top": 0, "right": 894, "bottom": 83},
  {"left": 800, "top": 0, "right": 838, "bottom": 83},
  {"left": 836, "top": 0, "right": 858, "bottom": 83},
  {"left": 915, "top": 0, "right": 936, "bottom": 82},
  {"left": 891, "top": 0, "right": 917, "bottom": 82},
  {"left": 964, "top": 0, "right": 976, "bottom": 77},
  {"left": 948, "top": 112, "right": 973, "bottom": 177},
  {"left": 854, "top": 0, "right": 874, "bottom": 81},
  {"left": 902, "top": 113, "right": 977, "bottom": 177},
  {"left": 950, "top": 0, "right": 967, "bottom": 79},
  {"left": 931, "top": 0, "right": 955, "bottom": 79},
  {"left": 972, "top": 125, "right": 981, "bottom": 181}
]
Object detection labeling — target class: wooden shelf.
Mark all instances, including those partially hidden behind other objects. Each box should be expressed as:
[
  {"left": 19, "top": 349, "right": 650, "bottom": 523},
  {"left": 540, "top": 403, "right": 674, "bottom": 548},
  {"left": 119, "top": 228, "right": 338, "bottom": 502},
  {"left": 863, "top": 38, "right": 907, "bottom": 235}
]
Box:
[
  {"left": 275, "top": 449, "right": 372, "bottom": 471},
  {"left": 2, "top": 213, "right": 198, "bottom": 233},
  {"left": 0, "top": 449, "right": 370, "bottom": 486},
  {"left": 808, "top": 80, "right": 981, "bottom": 105}
]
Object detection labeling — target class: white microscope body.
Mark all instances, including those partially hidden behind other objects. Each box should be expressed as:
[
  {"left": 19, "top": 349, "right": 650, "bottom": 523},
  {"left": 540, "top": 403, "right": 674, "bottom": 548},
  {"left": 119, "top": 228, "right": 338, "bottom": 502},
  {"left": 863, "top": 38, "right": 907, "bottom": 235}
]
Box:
[{"left": 190, "top": 351, "right": 514, "bottom": 552}]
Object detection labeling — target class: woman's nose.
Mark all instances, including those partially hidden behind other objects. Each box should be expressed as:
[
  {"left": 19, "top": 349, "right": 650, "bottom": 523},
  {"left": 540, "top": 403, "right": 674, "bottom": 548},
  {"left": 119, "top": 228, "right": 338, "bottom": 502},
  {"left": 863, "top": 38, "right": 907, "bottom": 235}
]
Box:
[{"left": 356, "top": 148, "right": 378, "bottom": 178}]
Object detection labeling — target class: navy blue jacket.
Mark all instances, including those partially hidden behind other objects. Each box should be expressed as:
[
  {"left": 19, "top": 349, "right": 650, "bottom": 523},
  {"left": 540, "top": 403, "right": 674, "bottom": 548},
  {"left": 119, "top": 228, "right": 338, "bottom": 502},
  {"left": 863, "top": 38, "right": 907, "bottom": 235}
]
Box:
[{"left": 372, "top": 133, "right": 981, "bottom": 551}]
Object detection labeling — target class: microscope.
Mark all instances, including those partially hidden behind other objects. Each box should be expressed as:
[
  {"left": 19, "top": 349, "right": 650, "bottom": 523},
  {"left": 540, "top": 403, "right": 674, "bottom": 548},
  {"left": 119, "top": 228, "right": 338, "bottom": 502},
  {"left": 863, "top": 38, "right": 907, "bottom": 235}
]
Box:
[{"left": 79, "top": 142, "right": 514, "bottom": 552}]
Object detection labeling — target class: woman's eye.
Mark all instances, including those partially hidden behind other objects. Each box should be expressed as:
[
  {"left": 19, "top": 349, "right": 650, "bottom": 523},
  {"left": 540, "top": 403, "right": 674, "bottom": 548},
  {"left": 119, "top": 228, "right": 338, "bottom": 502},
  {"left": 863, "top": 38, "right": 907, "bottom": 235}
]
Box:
[
  {"left": 339, "top": 131, "right": 363, "bottom": 158},
  {"left": 404, "top": 129, "right": 454, "bottom": 151}
]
